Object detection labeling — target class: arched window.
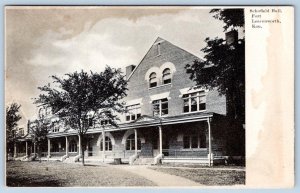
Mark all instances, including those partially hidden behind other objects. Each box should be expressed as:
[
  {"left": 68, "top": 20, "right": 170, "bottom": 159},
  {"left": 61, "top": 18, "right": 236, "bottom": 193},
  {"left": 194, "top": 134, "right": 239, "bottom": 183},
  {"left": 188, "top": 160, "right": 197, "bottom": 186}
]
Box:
[
  {"left": 126, "top": 134, "right": 141, "bottom": 150},
  {"left": 100, "top": 136, "right": 112, "bottom": 151},
  {"left": 149, "top": 72, "right": 157, "bottom": 88},
  {"left": 69, "top": 140, "right": 77, "bottom": 152},
  {"left": 162, "top": 68, "right": 171, "bottom": 84}
]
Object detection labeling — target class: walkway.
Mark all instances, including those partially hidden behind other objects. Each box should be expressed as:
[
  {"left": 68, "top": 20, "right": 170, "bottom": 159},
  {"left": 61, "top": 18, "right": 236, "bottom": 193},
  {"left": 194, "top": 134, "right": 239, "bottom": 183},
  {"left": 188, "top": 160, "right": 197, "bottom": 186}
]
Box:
[
  {"left": 157, "top": 166, "right": 245, "bottom": 171},
  {"left": 113, "top": 165, "right": 202, "bottom": 186}
]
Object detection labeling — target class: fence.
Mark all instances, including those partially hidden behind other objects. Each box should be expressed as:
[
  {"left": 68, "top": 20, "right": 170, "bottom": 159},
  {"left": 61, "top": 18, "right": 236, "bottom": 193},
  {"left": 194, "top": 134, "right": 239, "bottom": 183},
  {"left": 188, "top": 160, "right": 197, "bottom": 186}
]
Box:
[{"left": 162, "top": 149, "right": 208, "bottom": 158}]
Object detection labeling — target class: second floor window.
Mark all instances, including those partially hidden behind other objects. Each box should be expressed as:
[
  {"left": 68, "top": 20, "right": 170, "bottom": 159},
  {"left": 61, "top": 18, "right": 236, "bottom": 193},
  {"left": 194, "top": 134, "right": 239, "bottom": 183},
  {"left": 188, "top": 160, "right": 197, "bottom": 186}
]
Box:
[
  {"left": 125, "top": 104, "right": 141, "bottom": 121},
  {"left": 19, "top": 128, "right": 24, "bottom": 136},
  {"left": 100, "top": 119, "right": 112, "bottom": 126},
  {"left": 52, "top": 122, "right": 59, "bottom": 132},
  {"left": 149, "top": 72, "right": 157, "bottom": 88},
  {"left": 183, "top": 91, "right": 206, "bottom": 113},
  {"left": 153, "top": 98, "right": 168, "bottom": 116},
  {"left": 83, "top": 118, "right": 94, "bottom": 127},
  {"left": 162, "top": 68, "right": 171, "bottom": 84}
]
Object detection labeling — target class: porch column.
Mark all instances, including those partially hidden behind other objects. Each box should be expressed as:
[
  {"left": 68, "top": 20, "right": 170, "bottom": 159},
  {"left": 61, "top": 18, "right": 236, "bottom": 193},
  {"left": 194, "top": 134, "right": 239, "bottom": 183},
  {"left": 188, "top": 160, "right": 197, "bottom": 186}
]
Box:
[
  {"left": 47, "top": 138, "right": 51, "bottom": 158},
  {"left": 25, "top": 141, "right": 28, "bottom": 156},
  {"left": 33, "top": 142, "right": 36, "bottom": 154},
  {"left": 65, "top": 136, "right": 69, "bottom": 156},
  {"left": 159, "top": 126, "right": 162, "bottom": 155},
  {"left": 207, "top": 118, "right": 212, "bottom": 167},
  {"left": 13, "top": 143, "right": 17, "bottom": 158},
  {"left": 102, "top": 128, "right": 105, "bottom": 162},
  {"left": 78, "top": 135, "right": 81, "bottom": 155},
  {"left": 134, "top": 129, "right": 138, "bottom": 155}
]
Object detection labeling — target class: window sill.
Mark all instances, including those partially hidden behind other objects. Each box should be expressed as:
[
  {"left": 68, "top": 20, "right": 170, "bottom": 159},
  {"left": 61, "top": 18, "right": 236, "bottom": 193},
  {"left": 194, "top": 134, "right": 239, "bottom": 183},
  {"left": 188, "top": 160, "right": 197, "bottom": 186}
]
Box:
[
  {"left": 182, "top": 110, "right": 207, "bottom": 115},
  {"left": 181, "top": 148, "right": 208, "bottom": 151},
  {"left": 148, "top": 83, "right": 172, "bottom": 90}
]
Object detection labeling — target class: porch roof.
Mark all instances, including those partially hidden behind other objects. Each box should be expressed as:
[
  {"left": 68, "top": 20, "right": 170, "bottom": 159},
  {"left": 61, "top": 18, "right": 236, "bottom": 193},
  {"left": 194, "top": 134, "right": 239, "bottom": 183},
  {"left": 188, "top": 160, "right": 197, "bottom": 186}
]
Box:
[{"left": 47, "top": 112, "right": 214, "bottom": 138}]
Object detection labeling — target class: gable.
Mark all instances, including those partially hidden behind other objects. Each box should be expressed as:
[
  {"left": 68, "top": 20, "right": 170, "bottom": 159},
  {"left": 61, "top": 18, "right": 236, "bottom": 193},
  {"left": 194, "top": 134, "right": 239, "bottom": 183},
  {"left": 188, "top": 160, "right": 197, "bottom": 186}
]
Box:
[{"left": 127, "top": 37, "right": 202, "bottom": 81}]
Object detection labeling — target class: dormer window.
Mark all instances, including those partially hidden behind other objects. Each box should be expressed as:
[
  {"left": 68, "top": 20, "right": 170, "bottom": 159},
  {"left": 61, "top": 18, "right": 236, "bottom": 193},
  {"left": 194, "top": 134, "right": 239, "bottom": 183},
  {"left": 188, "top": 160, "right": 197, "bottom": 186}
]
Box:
[
  {"left": 162, "top": 68, "right": 171, "bottom": 84},
  {"left": 38, "top": 108, "right": 45, "bottom": 119},
  {"left": 149, "top": 72, "right": 157, "bottom": 88}
]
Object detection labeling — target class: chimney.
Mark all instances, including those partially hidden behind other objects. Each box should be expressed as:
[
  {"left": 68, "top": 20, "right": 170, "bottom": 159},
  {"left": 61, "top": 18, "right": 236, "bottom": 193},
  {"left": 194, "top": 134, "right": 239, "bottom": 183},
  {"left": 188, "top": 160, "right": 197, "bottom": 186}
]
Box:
[
  {"left": 225, "top": 30, "right": 238, "bottom": 45},
  {"left": 126, "top": 65, "right": 136, "bottom": 79}
]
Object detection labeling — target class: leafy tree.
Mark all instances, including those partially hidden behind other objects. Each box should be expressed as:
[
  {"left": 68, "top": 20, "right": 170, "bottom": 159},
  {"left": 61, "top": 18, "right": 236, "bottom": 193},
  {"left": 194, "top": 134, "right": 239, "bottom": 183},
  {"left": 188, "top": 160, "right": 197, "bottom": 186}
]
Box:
[
  {"left": 210, "top": 9, "right": 244, "bottom": 31},
  {"left": 6, "top": 103, "right": 22, "bottom": 157},
  {"left": 28, "top": 117, "right": 51, "bottom": 160},
  {"left": 34, "top": 66, "right": 127, "bottom": 165},
  {"left": 186, "top": 9, "right": 245, "bottom": 157}
]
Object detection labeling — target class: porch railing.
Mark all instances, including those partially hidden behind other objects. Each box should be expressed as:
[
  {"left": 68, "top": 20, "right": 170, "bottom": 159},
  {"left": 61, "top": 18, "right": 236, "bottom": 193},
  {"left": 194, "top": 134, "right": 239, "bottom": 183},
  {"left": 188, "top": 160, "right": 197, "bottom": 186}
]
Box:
[{"left": 162, "top": 149, "right": 208, "bottom": 159}]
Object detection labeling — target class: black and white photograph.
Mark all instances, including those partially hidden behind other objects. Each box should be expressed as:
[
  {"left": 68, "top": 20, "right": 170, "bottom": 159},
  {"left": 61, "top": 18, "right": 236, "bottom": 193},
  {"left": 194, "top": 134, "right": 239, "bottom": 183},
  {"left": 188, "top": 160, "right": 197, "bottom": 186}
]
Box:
[{"left": 5, "top": 6, "right": 252, "bottom": 187}]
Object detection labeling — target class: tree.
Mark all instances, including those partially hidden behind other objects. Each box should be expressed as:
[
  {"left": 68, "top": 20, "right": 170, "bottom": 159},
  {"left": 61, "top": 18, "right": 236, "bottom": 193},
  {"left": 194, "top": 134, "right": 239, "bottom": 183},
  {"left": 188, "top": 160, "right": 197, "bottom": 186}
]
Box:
[
  {"left": 210, "top": 9, "right": 244, "bottom": 31},
  {"left": 34, "top": 66, "right": 127, "bottom": 165},
  {"left": 186, "top": 9, "right": 245, "bottom": 157},
  {"left": 28, "top": 117, "right": 51, "bottom": 160},
  {"left": 6, "top": 103, "right": 22, "bottom": 158}
]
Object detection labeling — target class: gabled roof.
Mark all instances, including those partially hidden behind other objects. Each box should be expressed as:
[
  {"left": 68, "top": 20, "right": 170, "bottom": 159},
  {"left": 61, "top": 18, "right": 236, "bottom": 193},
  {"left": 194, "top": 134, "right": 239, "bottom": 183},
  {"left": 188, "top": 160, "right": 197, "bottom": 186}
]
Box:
[{"left": 127, "top": 37, "right": 204, "bottom": 81}]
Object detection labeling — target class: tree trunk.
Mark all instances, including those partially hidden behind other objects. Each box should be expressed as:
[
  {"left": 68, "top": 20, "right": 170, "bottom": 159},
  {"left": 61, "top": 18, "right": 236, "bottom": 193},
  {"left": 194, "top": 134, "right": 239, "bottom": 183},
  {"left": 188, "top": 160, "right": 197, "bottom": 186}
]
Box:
[{"left": 80, "top": 134, "right": 85, "bottom": 166}]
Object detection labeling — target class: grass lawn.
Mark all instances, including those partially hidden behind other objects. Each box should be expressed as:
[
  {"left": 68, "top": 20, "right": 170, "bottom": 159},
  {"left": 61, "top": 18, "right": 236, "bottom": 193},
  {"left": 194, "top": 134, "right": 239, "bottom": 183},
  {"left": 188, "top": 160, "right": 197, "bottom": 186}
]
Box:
[
  {"left": 6, "top": 161, "right": 155, "bottom": 187},
  {"left": 149, "top": 167, "right": 245, "bottom": 186}
]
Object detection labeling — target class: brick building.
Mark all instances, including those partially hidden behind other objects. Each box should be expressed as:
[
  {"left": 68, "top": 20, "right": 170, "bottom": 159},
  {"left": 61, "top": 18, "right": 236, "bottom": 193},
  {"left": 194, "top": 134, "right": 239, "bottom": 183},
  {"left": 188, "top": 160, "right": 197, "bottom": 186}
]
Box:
[{"left": 17, "top": 36, "right": 243, "bottom": 165}]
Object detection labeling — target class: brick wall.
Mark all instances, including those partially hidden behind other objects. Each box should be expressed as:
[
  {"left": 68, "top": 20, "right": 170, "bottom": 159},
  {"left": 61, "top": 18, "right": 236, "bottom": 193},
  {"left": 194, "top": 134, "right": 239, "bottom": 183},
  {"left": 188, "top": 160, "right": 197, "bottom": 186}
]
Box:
[{"left": 120, "top": 38, "right": 226, "bottom": 122}]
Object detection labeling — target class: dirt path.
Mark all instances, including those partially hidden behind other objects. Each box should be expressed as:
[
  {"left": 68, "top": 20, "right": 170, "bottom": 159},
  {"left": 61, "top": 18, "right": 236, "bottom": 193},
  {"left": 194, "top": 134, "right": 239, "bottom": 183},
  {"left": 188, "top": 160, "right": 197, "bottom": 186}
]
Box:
[{"left": 113, "top": 165, "right": 202, "bottom": 187}]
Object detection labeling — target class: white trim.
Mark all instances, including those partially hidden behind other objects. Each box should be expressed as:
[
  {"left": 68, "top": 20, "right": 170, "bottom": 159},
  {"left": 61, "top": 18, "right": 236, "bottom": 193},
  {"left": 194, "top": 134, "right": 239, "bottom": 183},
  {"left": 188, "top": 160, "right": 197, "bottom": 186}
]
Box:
[
  {"left": 148, "top": 83, "right": 172, "bottom": 90},
  {"left": 149, "top": 92, "right": 170, "bottom": 101},
  {"left": 179, "top": 86, "right": 208, "bottom": 96},
  {"left": 145, "top": 67, "right": 160, "bottom": 81},
  {"left": 159, "top": 62, "right": 176, "bottom": 75},
  {"left": 121, "top": 129, "right": 145, "bottom": 144},
  {"left": 97, "top": 132, "right": 116, "bottom": 146},
  {"left": 125, "top": 98, "right": 143, "bottom": 106}
]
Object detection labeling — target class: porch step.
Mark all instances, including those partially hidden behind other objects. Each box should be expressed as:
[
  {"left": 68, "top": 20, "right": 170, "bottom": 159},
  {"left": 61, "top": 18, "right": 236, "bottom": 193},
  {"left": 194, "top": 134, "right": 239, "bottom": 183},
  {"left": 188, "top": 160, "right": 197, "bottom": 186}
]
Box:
[
  {"left": 63, "top": 156, "right": 76, "bottom": 163},
  {"left": 133, "top": 157, "right": 154, "bottom": 165}
]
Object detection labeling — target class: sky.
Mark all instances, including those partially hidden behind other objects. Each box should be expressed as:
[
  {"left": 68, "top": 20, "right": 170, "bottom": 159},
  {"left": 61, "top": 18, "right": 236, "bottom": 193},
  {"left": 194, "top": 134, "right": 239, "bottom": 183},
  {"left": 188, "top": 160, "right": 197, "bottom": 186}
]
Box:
[{"left": 5, "top": 6, "right": 226, "bottom": 127}]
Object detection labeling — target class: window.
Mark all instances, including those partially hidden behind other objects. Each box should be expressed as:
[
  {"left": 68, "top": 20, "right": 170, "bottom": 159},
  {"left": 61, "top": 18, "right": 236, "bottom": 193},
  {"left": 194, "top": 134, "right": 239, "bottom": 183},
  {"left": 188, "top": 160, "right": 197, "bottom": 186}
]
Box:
[
  {"left": 38, "top": 108, "right": 45, "bottom": 119},
  {"left": 100, "top": 119, "right": 111, "bottom": 126},
  {"left": 125, "top": 104, "right": 141, "bottom": 121},
  {"left": 162, "top": 68, "right": 171, "bottom": 84},
  {"left": 52, "top": 121, "right": 59, "bottom": 132},
  {"left": 69, "top": 140, "right": 77, "bottom": 152},
  {"left": 183, "top": 134, "right": 206, "bottom": 149},
  {"left": 126, "top": 134, "right": 141, "bottom": 150},
  {"left": 149, "top": 72, "right": 157, "bottom": 88},
  {"left": 153, "top": 98, "right": 168, "bottom": 116},
  {"left": 182, "top": 91, "right": 206, "bottom": 113},
  {"left": 83, "top": 118, "right": 94, "bottom": 127},
  {"left": 19, "top": 128, "right": 24, "bottom": 136},
  {"left": 100, "top": 136, "right": 112, "bottom": 151},
  {"left": 46, "top": 107, "right": 51, "bottom": 115}
]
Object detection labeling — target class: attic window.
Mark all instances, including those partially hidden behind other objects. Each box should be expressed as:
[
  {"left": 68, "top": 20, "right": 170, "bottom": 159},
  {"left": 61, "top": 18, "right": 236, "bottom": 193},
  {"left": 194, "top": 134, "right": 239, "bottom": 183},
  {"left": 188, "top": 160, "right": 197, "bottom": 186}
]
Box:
[
  {"left": 162, "top": 68, "right": 171, "bottom": 84},
  {"left": 149, "top": 72, "right": 158, "bottom": 88}
]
